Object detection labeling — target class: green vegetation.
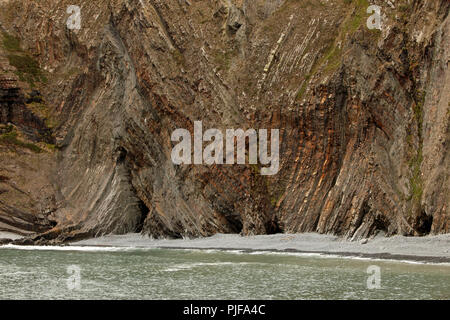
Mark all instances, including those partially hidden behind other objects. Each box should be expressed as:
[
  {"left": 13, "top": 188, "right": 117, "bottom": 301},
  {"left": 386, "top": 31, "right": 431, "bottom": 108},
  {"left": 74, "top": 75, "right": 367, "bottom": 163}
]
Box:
[
  {"left": 63, "top": 67, "right": 81, "bottom": 79},
  {"left": 171, "top": 49, "right": 186, "bottom": 67},
  {"left": 342, "top": 0, "right": 369, "bottom": 34},
  {"left": 1, "top": 32, "right": 22, "bottom": 52},
  {"left": 1, "top": 32, "right": 47, "bottom": 88},
  {"left": 213, "top": 49, "right": 236, "bottom": 72},
  {"left": 296, "top": 0, "right": 371, "bottom": 100},
  {"left": 398, "top": 3, "right": 409, "bottom": 12},
  {"left": 26, "top": 101, "right": 58, "bottom": 129},
  {"left": 250, "top": 163, "right": 260, "bottom": 175},
  {"left": 44, "top": 143, "right": 57, "bottom": 151},
  {"left": 413, "top": 91, "right": 425, "bottom": 136},
  {"left": 1, "top": 31, "right": 56, "bottom": 148},
  {"left": 270, "top": 190, "right": 284, "bottom": 207},
  {"left": 0, "top": 124, "right": 14, "bottom": 135},
  {"left": 0, "top": 129, "right": 42, "bottom": 153},
  {"left": 322, "top": 45, "right": 343, "bottom": 73},
  {"left": 296, "top": 41, "right": 343, "bottom": 100},
  {"left": 6, "top": 54, "right": 48, "bottom": 87},
  {"left": 282, "top": 0, "right": 325, "bottom": 9},
  {"left": 326, "top": 0, "right": 369, "bottom": 69},
  {"left": 296, "top": 74, "right": 311, "bottom": 100},
  {"left": 408, "top": 147, "right": 423, "bottom": 204}
]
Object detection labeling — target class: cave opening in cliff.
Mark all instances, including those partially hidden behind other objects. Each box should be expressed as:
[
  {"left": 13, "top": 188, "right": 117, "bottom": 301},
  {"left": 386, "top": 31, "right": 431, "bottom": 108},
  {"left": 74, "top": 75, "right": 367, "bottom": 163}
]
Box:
[
  {"left": 267, "top": 214, "right": 283, "bottom": 235},
  {"left": 116, "top": 146, "right": 127, "bottom": 164},
  {"left": 222, "top": 209, "right": 243, "bottom": 234},
  {"left": 415, "top": 210, "right": 433, "bottom": 236},
  {"left": 373, "top": 214, "right": 389, "bottom": 235},
  {"left": 135, "top": 199, "right": 150, "bottom": 233}
]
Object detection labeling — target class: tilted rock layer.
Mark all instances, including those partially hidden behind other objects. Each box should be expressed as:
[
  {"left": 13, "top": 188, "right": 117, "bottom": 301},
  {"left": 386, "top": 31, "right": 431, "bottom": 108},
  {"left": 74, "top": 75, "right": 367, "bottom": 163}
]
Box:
[{"left": 0, "top": 0, "right": 448, "bottom": 243}]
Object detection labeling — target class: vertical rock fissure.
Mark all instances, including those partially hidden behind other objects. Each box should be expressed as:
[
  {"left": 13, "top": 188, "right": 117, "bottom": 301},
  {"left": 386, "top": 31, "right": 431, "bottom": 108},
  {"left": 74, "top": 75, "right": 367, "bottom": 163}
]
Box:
[{"left": 135, "top": 199, "right": 150, "bottom": 233}]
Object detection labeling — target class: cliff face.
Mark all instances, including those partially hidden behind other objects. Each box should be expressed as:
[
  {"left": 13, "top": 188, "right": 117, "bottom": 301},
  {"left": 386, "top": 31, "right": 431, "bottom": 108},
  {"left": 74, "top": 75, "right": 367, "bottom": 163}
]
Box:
[{"left": 0, "top": 0, "right": 448, "bottom": 244}]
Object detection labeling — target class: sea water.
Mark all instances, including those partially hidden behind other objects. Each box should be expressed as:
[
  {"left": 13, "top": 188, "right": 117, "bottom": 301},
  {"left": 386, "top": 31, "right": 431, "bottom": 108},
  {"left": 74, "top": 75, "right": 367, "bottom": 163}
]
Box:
[{"left": 0, "top": 246, "right": 448, "bottom": 299}]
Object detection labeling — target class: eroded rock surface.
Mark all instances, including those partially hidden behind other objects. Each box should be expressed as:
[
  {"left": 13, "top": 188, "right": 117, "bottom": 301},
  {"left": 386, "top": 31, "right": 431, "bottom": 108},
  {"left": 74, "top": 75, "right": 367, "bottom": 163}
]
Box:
[{"left": 0, "top": 0, "right": 448, "bottom": 244}]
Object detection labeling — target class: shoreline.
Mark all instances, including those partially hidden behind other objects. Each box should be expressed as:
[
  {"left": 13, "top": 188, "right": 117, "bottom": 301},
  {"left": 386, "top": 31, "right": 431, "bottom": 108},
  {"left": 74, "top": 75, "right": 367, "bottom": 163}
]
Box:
[
  {"left": 157, "top": 246, "right": 450, "bottom": 264},
  {"left": 2, "top": 232, "right": 449, "bottom": 264},
  {"left": 3, "top": 243, "right": 449, "bottom": 264},
  {"left": 73, "top": 232, "right": 450, "bottom": 264}
]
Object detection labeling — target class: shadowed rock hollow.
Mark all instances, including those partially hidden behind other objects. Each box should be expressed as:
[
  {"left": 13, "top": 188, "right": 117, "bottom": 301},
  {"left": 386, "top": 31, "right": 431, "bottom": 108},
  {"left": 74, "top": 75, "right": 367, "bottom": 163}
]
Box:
[{"left": 0, "top": 0, "right": 448, "bottom": 244}]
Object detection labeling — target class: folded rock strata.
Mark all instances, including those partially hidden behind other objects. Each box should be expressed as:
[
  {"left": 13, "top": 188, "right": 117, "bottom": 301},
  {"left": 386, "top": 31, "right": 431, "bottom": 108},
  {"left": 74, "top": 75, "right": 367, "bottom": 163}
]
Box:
[{"left": 0, "top": 0, "right": 447, "bottom": 244}]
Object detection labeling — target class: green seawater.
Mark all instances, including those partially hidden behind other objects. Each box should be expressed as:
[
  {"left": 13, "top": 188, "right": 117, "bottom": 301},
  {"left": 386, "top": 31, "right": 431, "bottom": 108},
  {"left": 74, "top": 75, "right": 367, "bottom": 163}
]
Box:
[{"left": 0, "top": 246, "right": 448, "bottom": 300}]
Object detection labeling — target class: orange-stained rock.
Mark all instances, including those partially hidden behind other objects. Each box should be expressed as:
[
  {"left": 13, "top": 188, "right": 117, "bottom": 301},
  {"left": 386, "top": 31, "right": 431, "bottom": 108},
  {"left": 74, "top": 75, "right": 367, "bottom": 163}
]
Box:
[{"left": 0, "top": 0, "right": 448, "bottom": 244}]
